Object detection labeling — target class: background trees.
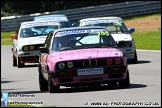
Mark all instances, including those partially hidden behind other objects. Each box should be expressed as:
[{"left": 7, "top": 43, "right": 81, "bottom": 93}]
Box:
[{"left": 1, "top": 1, "right": 125, "bottom": 17}]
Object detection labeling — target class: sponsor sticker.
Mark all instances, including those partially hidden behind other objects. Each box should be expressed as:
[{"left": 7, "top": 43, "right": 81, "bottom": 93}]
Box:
[
  {"left": 77, "top": 68, "right": 104, "bottom": 76},
  {"left": 22, "top": 22, "right": 60, "bottom": 28},
  {"left": 81, "top": 19, "right": 122, "bottom": 26},
  {"left": 57, "top": 29, "right": 107, "bottom": 36},
  {"left": 35, "top": 16, "right": 68, "bottom": 21}
]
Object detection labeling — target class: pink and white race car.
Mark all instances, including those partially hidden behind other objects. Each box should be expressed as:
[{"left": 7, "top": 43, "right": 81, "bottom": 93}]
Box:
[{"left": 38, "top": 26, "right": 130, "bottom": 93}]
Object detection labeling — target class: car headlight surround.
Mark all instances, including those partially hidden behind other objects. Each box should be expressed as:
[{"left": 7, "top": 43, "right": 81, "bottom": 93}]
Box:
[
  {"left": 67, "top": 61, "right": 74, "bottom": 68},
  {"left": 23, "top": 46, "right": 28, "bottom": 51},
  {"left": 114, "top": 58, "right": 122, "bottom": 65},
  {"left": 58, "top": 62, "right": 65, "bottom": 69},
  {"left": 106, "top": 58, "right": 113, "bottom": 65},
  {"left": 30, "top": 45, "right": 35, "bottom": 50}
]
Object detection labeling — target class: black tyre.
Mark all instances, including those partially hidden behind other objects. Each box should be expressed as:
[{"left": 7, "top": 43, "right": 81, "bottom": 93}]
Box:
[
  {"left": 48, "top": 76, "right": 59, "bottom": 93},
  {"left": 39, "top": 71, "right": 48, "bottom": 91},
  {"left": 118, "top": 71, "right": 130, "bottom": 88},
  {"left": 17, "top": 57, "right": 24, "bottom": 68},
  {"left": 131, "top": 51, "right": 138, "bottom": 64},
  {"left": 13, "top": 54, "right": 17, "bottom": 67}
]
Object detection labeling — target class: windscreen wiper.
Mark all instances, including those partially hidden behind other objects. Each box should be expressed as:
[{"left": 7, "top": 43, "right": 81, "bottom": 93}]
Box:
[
  {"left": 60, "top": 46, "right": 84, "bottom": 51},
  {"left": 94, "top": 43, "right": 115, "bottom": 48}
]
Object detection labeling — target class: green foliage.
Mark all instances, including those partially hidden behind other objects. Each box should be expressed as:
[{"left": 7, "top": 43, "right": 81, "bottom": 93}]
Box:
[
  {"left": 1, "top": 31, "right": 15, "bottom": 39},
  {"left": 131, "top": 30, "right": 161, "bottom": 50},
  {"left": 1, "top": 1, "right": 125, "bottom": 17},
  {"left": 1, "top": 31, "right": 14, "bottom": 45},
  {"left": 1, "top": 39, "right": 12, "bottom": 45}
]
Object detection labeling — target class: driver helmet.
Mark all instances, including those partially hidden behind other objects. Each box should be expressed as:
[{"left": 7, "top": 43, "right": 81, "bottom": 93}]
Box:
[
  {"left": 23, "top": 28, "right": 34, "bottom": 37},
  {"left": 59, "top": 36, "right": 73, "bottom": 47}
]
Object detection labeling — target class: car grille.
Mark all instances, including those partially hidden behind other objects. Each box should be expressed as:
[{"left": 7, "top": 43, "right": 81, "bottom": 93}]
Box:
[
  {"left": 56, "top": 58, "right": 123, "bottom": 70},
  {"left": 76, "top": 58, "right": 123, "bottom": 67},
  {"left": 117, "top": 41, "right": 132, "bottom": 48},
  {"left": 33, "top": 44, "right": 44, "bottom": 50},
  {"left": 74, "top": 59, "right": 106, "bottom": 68}
]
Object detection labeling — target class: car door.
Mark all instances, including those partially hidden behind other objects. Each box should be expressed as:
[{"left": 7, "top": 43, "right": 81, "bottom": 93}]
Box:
[
  {"left": 40, "top": 32, "right": 53, "bottom": 77},
  {"left": 12, "top": 24, "right": 21, "bottom": 56}
]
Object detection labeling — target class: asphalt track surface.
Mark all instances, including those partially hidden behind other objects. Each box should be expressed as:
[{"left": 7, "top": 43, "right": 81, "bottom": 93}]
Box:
[{"left": 1, "top": 46, "right": 161, "bottom": 107}]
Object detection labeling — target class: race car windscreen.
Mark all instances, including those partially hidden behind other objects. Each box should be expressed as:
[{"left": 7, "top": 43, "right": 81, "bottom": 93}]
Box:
[
  {"left": 81, "top": 20, "right": 128, "bottom": 34},
  {"left": 52, "top": 28, "right": 117, "bottom": 51},
  {"left": 19, "top": 22, "right": 61, "bottom": 38}
]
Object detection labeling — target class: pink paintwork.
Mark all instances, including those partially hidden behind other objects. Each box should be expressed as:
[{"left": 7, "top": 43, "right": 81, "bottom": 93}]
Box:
[{"left": 47, "top": 47, "right": 123, "bottom": 72}]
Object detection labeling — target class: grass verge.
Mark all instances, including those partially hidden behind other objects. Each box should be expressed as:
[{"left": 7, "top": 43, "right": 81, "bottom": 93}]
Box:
[{"left": 131, "top": 30, "right": 161, "bottom": 50}]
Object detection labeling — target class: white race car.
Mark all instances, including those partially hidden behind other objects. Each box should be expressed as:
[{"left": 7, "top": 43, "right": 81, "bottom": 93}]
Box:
[
  {"left": 11, "top": 20, "right": 62, "bottom": 68},
  {"left": 78, "top": 17, "right": 137, "bottom": 63}
]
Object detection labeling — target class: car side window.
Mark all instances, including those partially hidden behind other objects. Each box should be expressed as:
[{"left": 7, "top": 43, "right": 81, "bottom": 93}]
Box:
[
  {"left": 77, "top": 21, "right": 81, "bottom": 26},
  {"left": 15, "top": 24, "right": 21, "bottom": 34},
  {"left": 44, "top": 31, "right": 53, "bottom": 49}
]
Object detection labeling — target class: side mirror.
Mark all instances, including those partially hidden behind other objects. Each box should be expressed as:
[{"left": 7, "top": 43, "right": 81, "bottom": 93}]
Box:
[
  {"left": 39, "top": 47, "right": 49, "bottom": 53},
  {"left": 11, "top": 34, "right": 18, "bottom": 40},
  {"left": 128, "top": 28, "right": 135, "bottom": 34},
  {"left": 71, "top": 23, "right": 77, "bottom": 27}
]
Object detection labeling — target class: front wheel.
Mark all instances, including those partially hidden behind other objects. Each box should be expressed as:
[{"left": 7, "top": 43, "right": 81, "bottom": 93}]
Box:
[
  {"left": 48, "top": 77, "right": 59, "bottom": 93},
  {"left": 17, "top": 57, "right": 24, "bottom": 68},
  {"left": 131, "top": 51, "right": 138, "bottom": 64},
  {"left": 118, "top": 71, "right": 130, "bottom": 88},
  {"left": 13, "top": 54, "right": 17, "bottom": 67},
  {"left": 39, "top": 71, "right": 48, "bottom": 91}
]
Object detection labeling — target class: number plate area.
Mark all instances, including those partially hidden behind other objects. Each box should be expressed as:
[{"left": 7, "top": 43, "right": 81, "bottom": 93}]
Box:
[{"left": 77, "top": 68, "right": 104, "bottom": 76}]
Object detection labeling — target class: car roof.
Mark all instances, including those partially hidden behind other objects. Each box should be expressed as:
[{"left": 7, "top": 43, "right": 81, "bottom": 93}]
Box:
[
  {"left": 35, "top": 14, "right": 67, "bottom": 18},
  {"left": 52, "top": 26, "right": 107, "bottom": 33},
  {"left": 79, "top": 17, "right": 122, "bottom": 22},
  {"left": 20, "top": 20, "right": 61, "bottom": 25},
  {"left": 34, "top": 14, "right": 69, "bottom": 21}
]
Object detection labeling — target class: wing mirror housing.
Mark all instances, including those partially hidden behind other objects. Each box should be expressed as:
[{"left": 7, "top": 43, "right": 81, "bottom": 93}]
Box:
[
  {"left": 71, "top": 22, "right": 77, "bottom": 27},
  {"left": 128, "top": 28, "right": 135, "bottom": 34},
  {"left": 39, "top": 47, "right": 49, "bottom": 53}
]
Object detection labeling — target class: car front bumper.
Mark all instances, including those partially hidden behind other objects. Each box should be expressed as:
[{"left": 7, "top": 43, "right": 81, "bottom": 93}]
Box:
[
  {"left": 49, "top": 66, "right": 128, "bottom": 86},
  {"left": 119, "top": 47, "right": 136, "bottom": 60},
  {"left": 17, "top": 51, "right": 40, "bottom": 63}
]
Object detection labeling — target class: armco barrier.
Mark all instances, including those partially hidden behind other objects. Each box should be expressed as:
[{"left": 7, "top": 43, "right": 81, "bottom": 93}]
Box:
[{"left": 1, "top": 1, "right": 161, "bottom": 32}]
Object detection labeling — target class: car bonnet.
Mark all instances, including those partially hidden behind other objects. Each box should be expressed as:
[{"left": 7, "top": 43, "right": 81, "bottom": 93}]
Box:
[
  {"left": 18, "top": 36, "right": 47, "bottom": 46},
  {"left": 111, "top": 34, "right": 133, "bottom": 42},
  {"left": 49, "top": 48, "right": 123, "bottom": 62}
]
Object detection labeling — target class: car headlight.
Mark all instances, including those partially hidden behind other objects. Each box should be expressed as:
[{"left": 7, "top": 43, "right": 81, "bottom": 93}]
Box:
[
  {"left": 114, "top": 58, "right": 122, "bottom": 65},
  {"left": 106, "top": 58, "right": 113, "bottom": 65},
  {"left": 30, "top": 45, "right": 34, "bottom": 50},
  {"left": 58, "top": 62, "right": 65, "bottom": 69},
  {"left": 23, "top": 46, "right": 28, "bottom": 51},
  {"left": 67, "top": 61, "right": 73, "bottom": 68}
]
